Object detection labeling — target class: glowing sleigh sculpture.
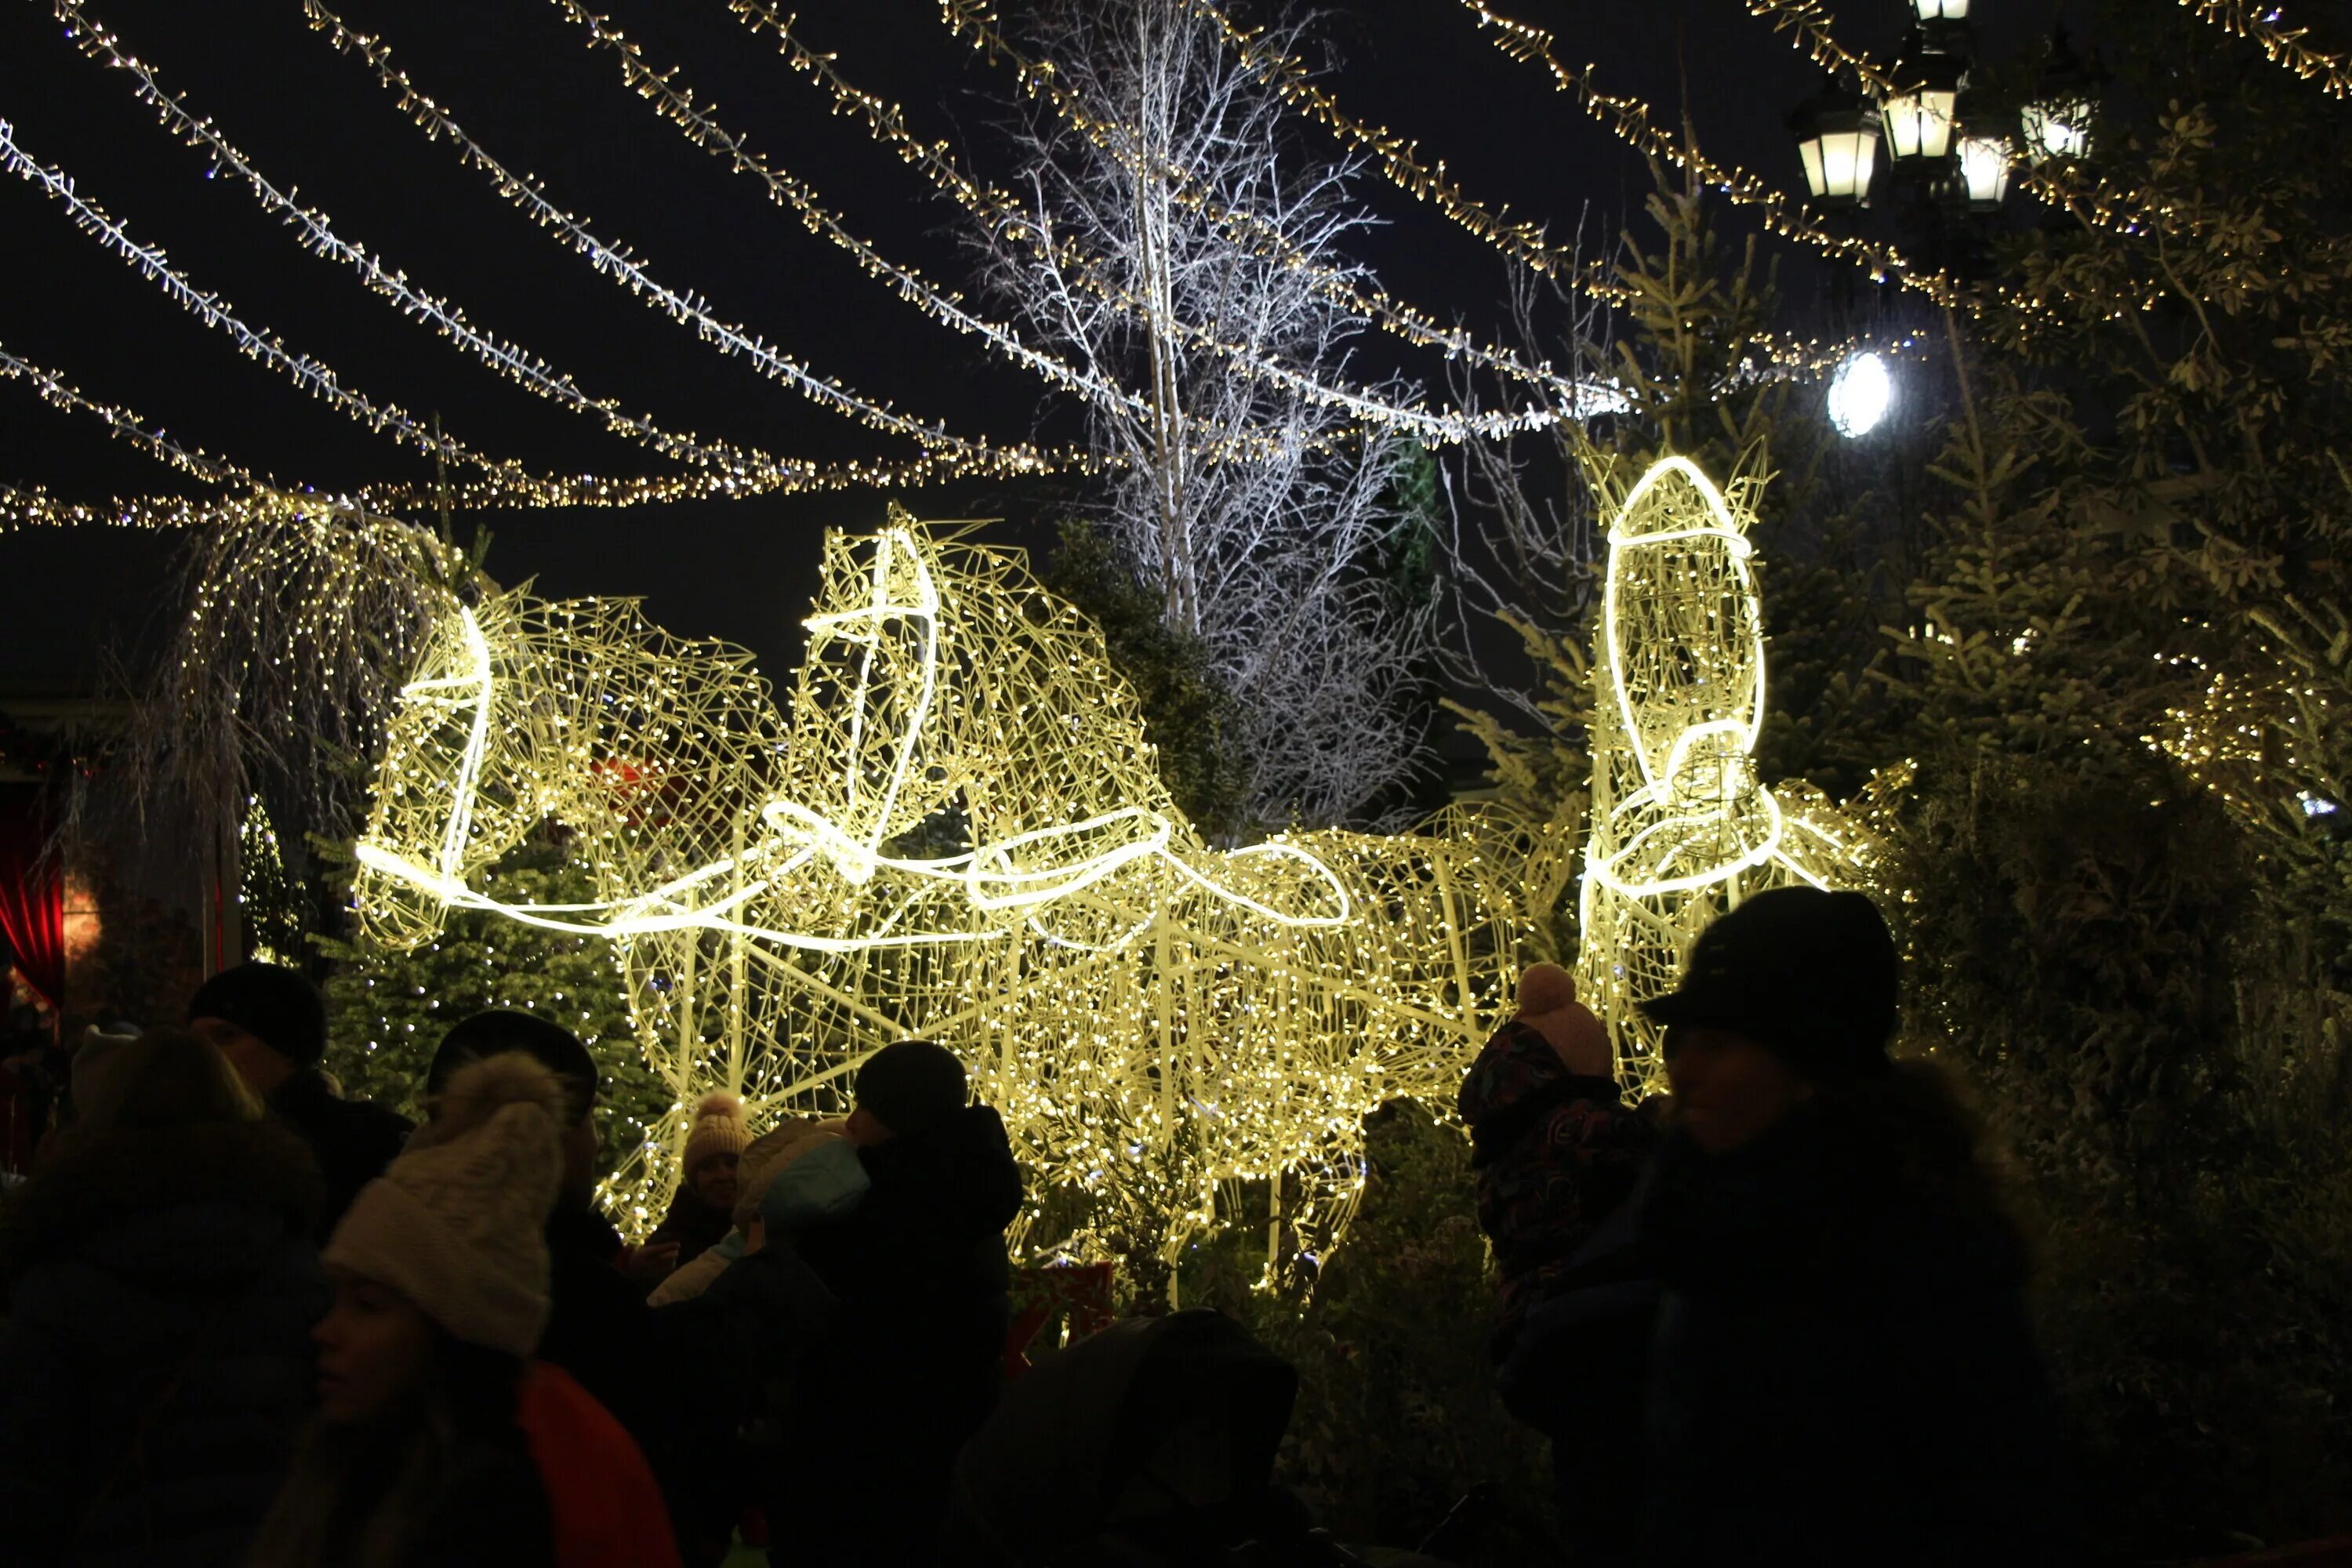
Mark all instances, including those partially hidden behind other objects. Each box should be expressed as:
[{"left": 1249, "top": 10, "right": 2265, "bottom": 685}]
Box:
[
  {"left": 354, "top": 514, "right": 1528, "bottom": 1275},
  {"left": 1573, "top": 456, "right": 1875, "bottom": 1093}
]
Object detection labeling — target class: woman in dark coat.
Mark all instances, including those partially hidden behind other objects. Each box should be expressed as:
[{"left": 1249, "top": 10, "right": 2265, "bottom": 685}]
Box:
[
  {"left": 0, "top": 1026, "right": 328, "bottom": 1568},
  {"left": 1631, "top": 887, "right": 2067, "bottom": 1566}
]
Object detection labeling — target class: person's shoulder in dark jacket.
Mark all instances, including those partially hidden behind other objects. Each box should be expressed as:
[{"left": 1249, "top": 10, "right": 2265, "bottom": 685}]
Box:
[
  {"left": 1638, "top": 1061, "right": 2067, "bottom": 1566},
  {"left": 267, "top": 1065, "right": 412, "bottom": 1239},
  {"left": 0, "top": 1115, "right": 329, "bottom": 1567},
  {"left": 539, "top": 1200, "right": 673, "bottom": 1475},
  {"left": 399, "top": 1421, "right": 557, "bottom": 1568}
]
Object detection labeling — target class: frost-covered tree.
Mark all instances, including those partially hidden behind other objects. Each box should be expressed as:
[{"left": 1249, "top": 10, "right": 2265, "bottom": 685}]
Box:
[{"left": 973, "top": 0, "right": 1434, "bottom": 831}]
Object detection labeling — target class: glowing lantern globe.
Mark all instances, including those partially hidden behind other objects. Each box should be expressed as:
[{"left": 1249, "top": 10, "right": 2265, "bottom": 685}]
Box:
[
  {"left": 1828, "top": 350, "right": 1894, "bottom": 438},
  {"left": 1788, "top": 79, "right": 1881, "bottom": 209},
  {"left": 1882, "top": 44, "right": 1967, "bottom": 166},
  {"left": 2023, "top": 27, "right": 2097, "bottom": 165}
]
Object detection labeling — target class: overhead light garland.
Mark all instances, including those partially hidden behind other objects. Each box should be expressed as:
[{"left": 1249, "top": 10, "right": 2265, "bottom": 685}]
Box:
[
  {"left": 355, "top": 514, "right": 1529, "bottom": 1276},
  {"left": 851, "top": 0, "right": 1622, "bottom": 424},
  {"left": 0, "top": 343, "right": 266, "bottom": 497},
  {"left": 1442, "top": 0, "right": 1967, "bottom": 313},
  {"left": 290, "top": 0, "right": 1074, "bottom": 479},
  {"left": 50, "top": 1, "right": 1028, "bottom": 488},
  {"left": 2178, "top": 0, "right": 2352, "bottom": 100}
]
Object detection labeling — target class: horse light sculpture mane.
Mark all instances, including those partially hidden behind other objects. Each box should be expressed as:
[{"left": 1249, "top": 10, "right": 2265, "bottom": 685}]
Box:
[
  {"left": 356, "top": 514, "right": 1528, "bottom": 1275},
  {"left": 1574, "top": 456, "right": 1875, "bottom": 1091}
]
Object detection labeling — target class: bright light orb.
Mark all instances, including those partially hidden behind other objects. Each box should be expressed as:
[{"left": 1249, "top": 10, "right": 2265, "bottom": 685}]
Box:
[{"left": 1828, "top": 350, "right": 1895, "bottom": 439}]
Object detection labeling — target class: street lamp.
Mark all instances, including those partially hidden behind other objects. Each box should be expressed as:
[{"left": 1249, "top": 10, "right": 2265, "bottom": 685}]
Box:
[
  {"left": 1912, "top": 0, "right": 1969, "bottom": 19},
  {"left": 1828, "top": 350, "right": 1895, "bottom": 439},
  {"left": 1952, "top": 89, "right": 2013, "bottom": 212},
  {"left": 1881, "top": 41, "right": 1968, "bottom": 167},
  {"left": 1789, "top": 79, "right": 1882, "bottom": 209},
  {"left": 2023, "top": 26, "right": 2097, "bottom": 165}
]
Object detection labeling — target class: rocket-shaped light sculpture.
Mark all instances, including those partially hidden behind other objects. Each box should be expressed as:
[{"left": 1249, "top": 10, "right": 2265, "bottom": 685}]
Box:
[{"left": 1575, "top": 456, "right": 1875, "bottom": 1092}]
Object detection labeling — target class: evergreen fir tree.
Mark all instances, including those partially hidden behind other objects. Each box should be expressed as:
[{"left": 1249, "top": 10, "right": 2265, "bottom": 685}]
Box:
[{"left": 316, "top": 836, "right": 672, "bottom": 1184}]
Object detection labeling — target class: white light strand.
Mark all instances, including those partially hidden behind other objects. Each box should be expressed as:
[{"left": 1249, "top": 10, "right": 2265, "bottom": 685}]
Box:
[
  {"left": 50, "top": 1, "right": 949, "bottom": 490},
  {"left": 2180, "top": 0, "right": 2352, "bottom": 100},
  {"left": 0, "top": 116, "right": 504, "bottom": 479},
  {"left": 543, "top": 0, "right": 1156, "bottom": 425},
  {"left": 293, "top": 0, "right": 1072, "bottom": 480},
  {"left": 1440, "top": 0, "right": 1968, "bottom": 312},
  {"left": 747, "top": 0, "right": 1619, "bottom": 432},
  {"left": 0, "top": 343, "right": 265, "bottom": 495}
]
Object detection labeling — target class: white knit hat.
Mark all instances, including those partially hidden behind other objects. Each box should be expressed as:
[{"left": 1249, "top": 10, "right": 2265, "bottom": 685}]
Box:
[
  {"left": 325, "top": 1051, "right": 566, "bottom": 1357},
  {"left": 682, "top": 1091, "right": 750, "bottom": 1172}
]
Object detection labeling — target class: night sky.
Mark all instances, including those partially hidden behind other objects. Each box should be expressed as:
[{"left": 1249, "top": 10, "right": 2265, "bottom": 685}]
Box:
[{"left": 0, "top": 0, "right": 2068, "bottom": 691}]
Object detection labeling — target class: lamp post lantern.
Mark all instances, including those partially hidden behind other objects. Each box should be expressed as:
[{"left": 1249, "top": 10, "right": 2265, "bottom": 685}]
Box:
[
  {"left": 1789, "top": 78, "right": 1883, "bottom": 209},
  {"left": 1953, "top": 88, "right": 2014, "bottom": 213},
  {"left": 1912, "top": 0, "right": 1969, "bottom": 19},
  {"left": 1881, "top": 40, "right": 1968, "bottom": 167},
  {"left": 2023, "top": 26, "right": 2098, "bottom": 165}
]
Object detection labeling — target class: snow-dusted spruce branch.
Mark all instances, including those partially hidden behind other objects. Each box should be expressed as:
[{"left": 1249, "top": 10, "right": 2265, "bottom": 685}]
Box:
[{"left": 971, "top": 0, "right": 1436, "bottom": 831}]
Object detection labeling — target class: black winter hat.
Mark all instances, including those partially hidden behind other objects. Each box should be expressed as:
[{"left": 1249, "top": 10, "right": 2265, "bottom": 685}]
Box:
[
  {"left": 1637, "top": 887, "right": 1900, "bottom": 1082},
  {"left": 187, "top": 960, "right": 328, "bottom": 1069},
  {"left": 855, "top": 1039, "right": 968, "bottom": 1139}
]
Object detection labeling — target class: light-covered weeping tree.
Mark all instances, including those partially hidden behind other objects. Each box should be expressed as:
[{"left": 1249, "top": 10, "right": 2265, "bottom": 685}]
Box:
[{"left": 973, "top": 0, "right": 1435, "bottom": 832}]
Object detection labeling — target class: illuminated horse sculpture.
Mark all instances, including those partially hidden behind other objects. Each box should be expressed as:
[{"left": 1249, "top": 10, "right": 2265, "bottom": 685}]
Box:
[
  {"left": 1573, "top": 457, "right": 1874, "bottom": 1091},
  {"left": 355, "top": 514, "right": 1527, "bottom": 1274}
]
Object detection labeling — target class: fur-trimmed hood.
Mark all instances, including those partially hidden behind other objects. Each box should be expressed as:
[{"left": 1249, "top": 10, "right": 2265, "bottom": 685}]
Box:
[{"left": 2, "top": 1117, "right": 321, "bottom": 1291}]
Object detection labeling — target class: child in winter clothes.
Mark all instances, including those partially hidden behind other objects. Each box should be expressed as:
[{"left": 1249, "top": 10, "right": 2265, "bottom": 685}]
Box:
[
  {"left": 648, "top": 1117, "right": 866, "bottom": 1308},
  {"left": 649, "top": 1119, "right": 857, "bottom": 1563},
  {"left": 249, "top": 1051, "right": 680, "bottom": 1568},
  {"left": 1457, "top": 963, "right": 1657, "bottom": 1356},
  {"left": 645, "top": 1093, "right": 749, "bottom": 1272},
  {"left": 0, "top": 1027, "right": 327, "bottom": 1568}
]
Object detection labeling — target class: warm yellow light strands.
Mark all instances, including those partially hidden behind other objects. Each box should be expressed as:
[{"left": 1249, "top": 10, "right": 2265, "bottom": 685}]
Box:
[
  {"left": 1157, "top": 0, "right": 1882, "bottom": 378},
  {"left": 50, "top": 2, "right": 947, "bottom": 492},
  {"left": 543, "top": 0, "right": 1156, "bottom": 426},
  {"left": 0, "top": 343, "right": 263, "bottom": 496},
  {"left": 1445, "top": 0, "right": 1963, "bottom": 312},
  {"left": 0, "top": 115, "right": 506, "bottom": 481},
  {"left": 291, "top": 0, "right": 1068, "bottom": 481},
  {"left": 1574, "top": 456, "right": 1872, "bottom": 1091},
  {"left": 354, "top": 515, "right": 1528, "bottom": 1273},
  {"left": 1740, "top": 0, "right": 1904, "bottom": 100},
  {"left": 2180, "top": 0, "right": 2352, "bottom": 100}
]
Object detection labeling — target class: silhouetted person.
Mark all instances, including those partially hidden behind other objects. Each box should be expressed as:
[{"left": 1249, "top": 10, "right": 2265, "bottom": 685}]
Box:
[
  {"left": 786, "top": 1039, "right": 1023, "bottom": 1566},
  {"left": 0, "top": 1027, "right": 327, "bottom": 1566},
  {"left": 1632, "top": 887, "right": 2066, "bottom": 1564},
  {"left": 1462, "top": 962, "right": 1657, "bottom": 1563},
  {"left": 421, "top": 1011, "right": 667, "bottom": 1469},
  {"left": 189, "top": 960, "right": 409, "bottom": 1238},
  {"left": 249, "top": 1051, "right": 677, "bottom": 1568}
]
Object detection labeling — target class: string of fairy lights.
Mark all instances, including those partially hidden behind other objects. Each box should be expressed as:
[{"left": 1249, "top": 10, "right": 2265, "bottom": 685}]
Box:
[
  {"left": 1153, "top": 0, "right": 1906, "bottom": 374},
  {"left": 6, "top": 0, "right": 1922, "bottom": 531},
  {"left": 2180, "top": 0, "right": 2352, "bottom": 101},
  {"left": 289, "top": 0, "right": 1079, "bottom": 481},
  {"left": 1441, "top": 0, "right": 1968, "bottom": 314},
  {"left": 50, "top": 1, "right": 1036, "bottom": 491},
  {"left": 824, "top": 0, "right": 1621, "bottom": 423},
  {"left": 1736, "top": 0, "right": 2295, "bottom": 269}
]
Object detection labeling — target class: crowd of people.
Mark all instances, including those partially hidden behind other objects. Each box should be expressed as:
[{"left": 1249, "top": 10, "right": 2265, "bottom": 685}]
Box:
[
  {"left": 0, "top": 962, "right": 1022, "bottom": 1567},
  {"left": 0, "top": 884, "right": 2071, "bottom": 1565}
]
